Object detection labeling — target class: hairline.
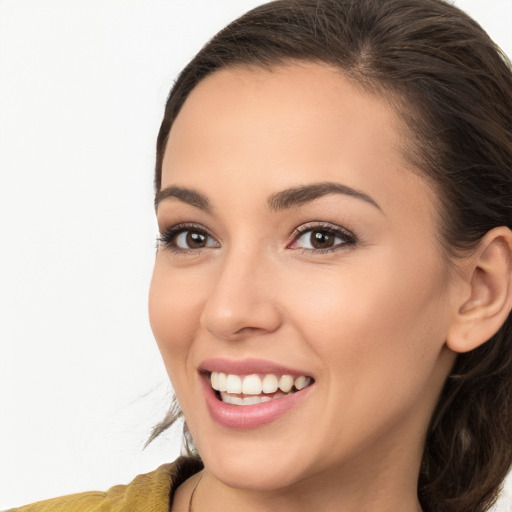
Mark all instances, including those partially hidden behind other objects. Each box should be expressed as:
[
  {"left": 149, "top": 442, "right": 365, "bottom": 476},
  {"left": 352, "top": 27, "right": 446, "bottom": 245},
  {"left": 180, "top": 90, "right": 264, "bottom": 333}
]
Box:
[{"left": 157, "top": 58, "right": 456, "bottom": 263}]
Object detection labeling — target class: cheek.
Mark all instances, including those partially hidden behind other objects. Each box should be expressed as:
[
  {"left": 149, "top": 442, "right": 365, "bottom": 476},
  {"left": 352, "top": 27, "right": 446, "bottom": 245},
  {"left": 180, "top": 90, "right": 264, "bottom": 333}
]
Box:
[
  {"left": 286, "top": 248, "right": 451, "bottom": 387},
  {"left": 148, "top": 256, "right": 204, "bottom": 369},
  {"left": 280, "top": 252, "right": 453, "bottom": 456}
]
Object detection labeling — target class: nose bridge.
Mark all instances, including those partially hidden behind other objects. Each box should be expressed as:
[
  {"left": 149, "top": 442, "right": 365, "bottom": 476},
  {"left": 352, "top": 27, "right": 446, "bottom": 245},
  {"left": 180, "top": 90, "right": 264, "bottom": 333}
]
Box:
[{"left": 200, "top": 240, "right": 281, "bottom": 340}]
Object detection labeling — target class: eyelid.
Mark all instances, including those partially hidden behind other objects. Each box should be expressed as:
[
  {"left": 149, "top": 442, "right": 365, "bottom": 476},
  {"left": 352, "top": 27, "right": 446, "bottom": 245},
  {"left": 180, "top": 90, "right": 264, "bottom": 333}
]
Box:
[
  {"left": 287, "top": 221, "right": 357, "bottom": 253},
  {"left": 157, "top": 222, "right": 220, "bottom": 253},
  {"left": 156, "top": 220, "right": 356, "bottom": 255}
]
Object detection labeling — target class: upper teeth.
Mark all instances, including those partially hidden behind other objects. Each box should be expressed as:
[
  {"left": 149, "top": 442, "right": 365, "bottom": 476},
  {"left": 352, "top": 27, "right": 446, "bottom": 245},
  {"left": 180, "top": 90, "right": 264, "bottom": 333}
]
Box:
[{"left": 210, "top": 372, "right": 311, "bottom": 395}]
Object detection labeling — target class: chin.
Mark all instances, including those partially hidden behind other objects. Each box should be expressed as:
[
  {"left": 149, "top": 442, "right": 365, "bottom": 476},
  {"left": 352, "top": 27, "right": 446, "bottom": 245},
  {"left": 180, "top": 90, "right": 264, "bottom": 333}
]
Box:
[
  {"left": 202, "top": 446, "right": 311, "bottom": 491},
  {"left": 190, "top": 424, "right": 316, "bottom": 491}
]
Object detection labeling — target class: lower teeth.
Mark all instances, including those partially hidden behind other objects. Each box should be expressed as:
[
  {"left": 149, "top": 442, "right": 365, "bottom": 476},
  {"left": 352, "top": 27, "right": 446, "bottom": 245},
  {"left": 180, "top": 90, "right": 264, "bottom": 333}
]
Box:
[{"left": 220, "top": 391, "right": 293, "bottom": 406}]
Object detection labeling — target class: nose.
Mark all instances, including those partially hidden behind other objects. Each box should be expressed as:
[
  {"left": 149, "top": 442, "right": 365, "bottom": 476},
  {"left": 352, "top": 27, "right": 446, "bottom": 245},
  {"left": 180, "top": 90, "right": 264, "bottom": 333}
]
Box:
[{"left": 199, "top": 247, "right": 282, "bottom": 341}]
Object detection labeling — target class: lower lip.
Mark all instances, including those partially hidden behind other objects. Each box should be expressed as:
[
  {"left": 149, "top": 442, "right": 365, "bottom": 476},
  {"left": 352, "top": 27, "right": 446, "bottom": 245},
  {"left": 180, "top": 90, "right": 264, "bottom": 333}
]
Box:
[{"left": 200, "top": 375, "right": 313, "bottom": 429}]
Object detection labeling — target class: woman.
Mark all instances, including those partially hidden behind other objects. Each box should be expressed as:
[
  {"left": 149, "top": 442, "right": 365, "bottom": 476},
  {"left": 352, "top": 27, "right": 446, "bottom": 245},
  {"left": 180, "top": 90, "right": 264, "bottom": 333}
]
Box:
[{"left": 9, "top": 0, "right": 512, "bottom": 511}]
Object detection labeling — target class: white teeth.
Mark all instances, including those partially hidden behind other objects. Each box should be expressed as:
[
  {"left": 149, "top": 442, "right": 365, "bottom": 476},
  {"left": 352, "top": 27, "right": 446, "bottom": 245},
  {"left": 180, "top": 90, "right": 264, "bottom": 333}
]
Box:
[
  {"left": 226, "top": 374, "right": 242, "bottom": 394},
  {"left": 294, "top": 376, "right": 310, "bottom": 390},
  {"left": 262, "top": 374, "right": 278, "bottom": 393},
  {"left": 278, "top": 375, "right": 294, "bottom": 393},
  {"left": 228, "top": 395, "right": 244, "bottom": 405},
  {"left": 210, "top": 372, "right": 219, "bottom": 390},
  {"left": 209, "top": 371, "right": 313, "bottom": 402},
  {"left": 220, "top": 394, "right": 237, "bottom": 405},
  {"left": 220, "top": 392, "right": 291, "bottom": 405},
  {"left": 242, "top": 395, "right": 263, "bottom": 405},
  {"left": 242, "top": 374, "right": 262, "bottom": 395},
  {"left": 217, "top": 372, "right": 227, "bottom": 392}
]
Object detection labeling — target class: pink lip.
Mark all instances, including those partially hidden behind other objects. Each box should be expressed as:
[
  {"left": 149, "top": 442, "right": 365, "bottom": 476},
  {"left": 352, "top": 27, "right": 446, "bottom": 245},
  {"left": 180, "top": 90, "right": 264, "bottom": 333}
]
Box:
[
  {"left": 199, "top": 358, "right": 314, "bottom": 429},
  {"left": 199, "top": 358, "right": 311, "bottom": 377}
]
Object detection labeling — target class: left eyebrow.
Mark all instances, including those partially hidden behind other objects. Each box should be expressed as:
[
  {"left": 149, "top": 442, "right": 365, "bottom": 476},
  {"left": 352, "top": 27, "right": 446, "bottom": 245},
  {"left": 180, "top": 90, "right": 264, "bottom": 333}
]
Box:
[
  {"left": 154, "top": 186, "right": 212, "bottom": 213},
  {"left": 267, "top": 182, "right": 382, "bottom": 213}
]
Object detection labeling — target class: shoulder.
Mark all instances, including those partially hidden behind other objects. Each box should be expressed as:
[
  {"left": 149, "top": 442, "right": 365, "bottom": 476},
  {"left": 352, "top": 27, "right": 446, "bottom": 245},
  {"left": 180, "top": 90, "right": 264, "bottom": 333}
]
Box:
[{"left": 6, "top": 457, "right": 203, "bottom": 512}]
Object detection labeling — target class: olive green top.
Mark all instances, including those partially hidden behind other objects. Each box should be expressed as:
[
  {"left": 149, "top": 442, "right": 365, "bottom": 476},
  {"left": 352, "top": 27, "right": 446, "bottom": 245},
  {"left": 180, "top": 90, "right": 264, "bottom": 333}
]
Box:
[{"left": 6, "top": 456, "right": 203, "bottom": 512}]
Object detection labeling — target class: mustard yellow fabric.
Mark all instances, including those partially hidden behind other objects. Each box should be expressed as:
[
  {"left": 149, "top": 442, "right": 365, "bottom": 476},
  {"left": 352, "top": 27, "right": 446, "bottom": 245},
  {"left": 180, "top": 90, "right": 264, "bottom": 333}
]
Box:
[{"left": 6, "top": 457, "right": 203, "bottom": 512}]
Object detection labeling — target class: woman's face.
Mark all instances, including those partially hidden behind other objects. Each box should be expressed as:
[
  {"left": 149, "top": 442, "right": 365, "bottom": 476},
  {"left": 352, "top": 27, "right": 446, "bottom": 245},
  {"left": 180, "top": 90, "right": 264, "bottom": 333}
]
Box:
[{"left": 149, "top": 63, "right": 459, "bottom": 492}]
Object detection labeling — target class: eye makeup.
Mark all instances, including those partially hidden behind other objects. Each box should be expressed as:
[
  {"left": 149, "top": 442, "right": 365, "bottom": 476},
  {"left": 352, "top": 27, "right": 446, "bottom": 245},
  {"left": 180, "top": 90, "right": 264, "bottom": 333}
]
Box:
[
  {"left": 156, "top": 220, "right": 357, "bottom": 257},
  {"left": 288, "top": 221, "right": 357, "bottom": 254}
]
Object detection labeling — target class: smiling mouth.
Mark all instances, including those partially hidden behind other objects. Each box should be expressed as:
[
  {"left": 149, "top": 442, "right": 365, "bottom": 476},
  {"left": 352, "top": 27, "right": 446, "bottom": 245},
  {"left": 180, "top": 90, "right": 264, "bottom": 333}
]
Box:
[{"left": 208, "top": 372, "right": 314, "bottom": 406}]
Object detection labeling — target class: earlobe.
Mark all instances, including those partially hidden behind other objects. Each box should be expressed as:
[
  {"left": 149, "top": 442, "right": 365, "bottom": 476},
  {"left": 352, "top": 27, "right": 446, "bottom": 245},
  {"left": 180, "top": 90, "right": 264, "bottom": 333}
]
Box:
[{"left": 447, "top": 226, "right": 512, "bottom": 354}]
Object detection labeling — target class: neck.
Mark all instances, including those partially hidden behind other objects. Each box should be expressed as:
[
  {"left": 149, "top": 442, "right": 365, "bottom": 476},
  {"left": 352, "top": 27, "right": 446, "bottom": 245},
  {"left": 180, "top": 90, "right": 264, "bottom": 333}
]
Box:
[
  {"left": 189, "top": 459, "right": 423, "bottom": 512},
  {"left": 182, "top": 398, "right": 434, "bottom": 512}
]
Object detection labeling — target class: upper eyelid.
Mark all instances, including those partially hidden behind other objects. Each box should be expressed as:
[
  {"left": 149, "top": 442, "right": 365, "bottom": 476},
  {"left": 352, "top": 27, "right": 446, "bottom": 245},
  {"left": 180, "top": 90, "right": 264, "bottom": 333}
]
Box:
[
  {"left": 288, "top": 221, "right": 357, "bottom": 250},
  {"left": 158, "top": 220, "right": 356, "bottom": 248},
  {"left": 160, "top": 222, "right": 215, "bottom": 236},
  {"left": 159, "top": 220, "right": 351, "bottom": 235},
  {"left": 157, "top": 223, "right": 219, "bottom": 247},
  {"left": 290, "top": 221, "right": 355, "bottom": 237}
]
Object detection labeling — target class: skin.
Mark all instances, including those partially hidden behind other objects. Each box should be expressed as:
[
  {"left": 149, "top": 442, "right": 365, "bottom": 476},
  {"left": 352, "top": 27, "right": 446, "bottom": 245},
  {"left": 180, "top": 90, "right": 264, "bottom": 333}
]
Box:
[{"left": 149, "top": 63, "right": 466, "bottom": 512}]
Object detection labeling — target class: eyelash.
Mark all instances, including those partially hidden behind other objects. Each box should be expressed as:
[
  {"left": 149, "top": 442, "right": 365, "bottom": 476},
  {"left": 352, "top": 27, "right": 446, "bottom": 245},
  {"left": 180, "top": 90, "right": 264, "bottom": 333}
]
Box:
[
  {"left": 156, "top": 221, "right": 357, "bottom": 256},
  {"left": 157, "top": 223, "right": 217, "bottom": 255},
  {"left": 288, "top": 222, "right": 357, "bottom": 254}
]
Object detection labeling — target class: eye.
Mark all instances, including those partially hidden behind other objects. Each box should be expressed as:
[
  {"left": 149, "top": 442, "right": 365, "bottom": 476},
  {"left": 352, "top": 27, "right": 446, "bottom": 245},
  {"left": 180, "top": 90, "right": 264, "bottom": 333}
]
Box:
[
  {"left": 157, "top": 223, "right": 220, "bottom": 252},
  {"left": 288, "top": 223, "right": 356, "bottom": 253},
  {"left": 174, "top": 230, "right": 217, "bottom": 249}
]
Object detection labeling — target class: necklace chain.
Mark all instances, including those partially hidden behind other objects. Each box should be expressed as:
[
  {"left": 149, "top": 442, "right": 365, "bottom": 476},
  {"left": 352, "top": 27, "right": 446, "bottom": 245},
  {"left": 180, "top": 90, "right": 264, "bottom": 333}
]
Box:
[{"left": 188, "top": 473, "right": 203, "bottom": 512}]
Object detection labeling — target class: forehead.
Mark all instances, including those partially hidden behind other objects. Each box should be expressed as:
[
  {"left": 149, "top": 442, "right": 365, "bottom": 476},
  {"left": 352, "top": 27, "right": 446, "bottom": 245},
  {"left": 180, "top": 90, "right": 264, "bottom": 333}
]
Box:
[
  {"left": 166, "top": 63, "right": 404, "bottom": 162},
  {"left": 162, "top": 62, "right": 436, "bottom": 221}
]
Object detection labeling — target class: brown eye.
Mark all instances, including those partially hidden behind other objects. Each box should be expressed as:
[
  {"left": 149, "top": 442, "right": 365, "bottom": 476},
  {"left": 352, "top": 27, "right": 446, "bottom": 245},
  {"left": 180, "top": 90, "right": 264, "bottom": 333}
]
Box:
[
  {"left": 309, "top": 231, "right": 335, "bottom": 249},
  {"left": 289, "top": 223, "right": 356, "bottom": 253},
  {"left": 185, "top": 231, "right": 207, "bottom": 248},
  {"left": 173, "top": 229, "right": 219, "bottom": 250}
]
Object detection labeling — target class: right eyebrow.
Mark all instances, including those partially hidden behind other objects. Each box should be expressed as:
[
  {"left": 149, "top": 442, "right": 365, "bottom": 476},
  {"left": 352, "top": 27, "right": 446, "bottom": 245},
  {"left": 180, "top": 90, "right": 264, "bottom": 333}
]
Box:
[
  {"left": 154, "top": 186, "right": 212, "bottom": 213},
  {"left": 267, "top": 181, "right": 383, "bottom": 213}
]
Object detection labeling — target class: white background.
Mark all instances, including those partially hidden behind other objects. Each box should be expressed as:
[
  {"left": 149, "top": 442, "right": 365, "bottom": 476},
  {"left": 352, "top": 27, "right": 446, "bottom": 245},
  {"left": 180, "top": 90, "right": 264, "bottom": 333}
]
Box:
[{"left": 1, "top": 1, "right": 511, "bottom": 510}]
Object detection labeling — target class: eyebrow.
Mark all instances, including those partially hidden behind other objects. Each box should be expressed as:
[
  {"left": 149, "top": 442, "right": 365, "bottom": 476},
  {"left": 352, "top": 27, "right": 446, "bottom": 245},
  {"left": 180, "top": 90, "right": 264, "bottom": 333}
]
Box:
[
  {"left": 154, "top": 186, "right": 212, "bottom": 213},
  {"left": 155, "top": 181, "right": 382, "bottom": 214},
  {"left": 267, "top": 182, "right": 382, "bottom": 212}
]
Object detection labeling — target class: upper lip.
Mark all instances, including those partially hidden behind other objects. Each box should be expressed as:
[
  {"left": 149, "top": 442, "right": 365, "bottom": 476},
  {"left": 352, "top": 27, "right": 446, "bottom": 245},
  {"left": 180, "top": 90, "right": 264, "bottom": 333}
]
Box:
[{"left": 199, "top": 358, "right": 313, "bottom": 377}]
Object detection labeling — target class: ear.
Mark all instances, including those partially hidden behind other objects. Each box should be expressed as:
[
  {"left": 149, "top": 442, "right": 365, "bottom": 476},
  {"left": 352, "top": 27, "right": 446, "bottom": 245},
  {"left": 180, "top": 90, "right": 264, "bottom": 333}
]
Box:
[{"left": 447, "top": 226, "right": 512, "bottom": 354}]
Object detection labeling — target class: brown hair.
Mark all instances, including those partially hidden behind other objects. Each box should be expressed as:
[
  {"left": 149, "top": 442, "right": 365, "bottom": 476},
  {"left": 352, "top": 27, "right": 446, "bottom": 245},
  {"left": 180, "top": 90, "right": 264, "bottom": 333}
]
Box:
[{"left": 151, "top": 1, "right": 512, "bottom": 511}]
